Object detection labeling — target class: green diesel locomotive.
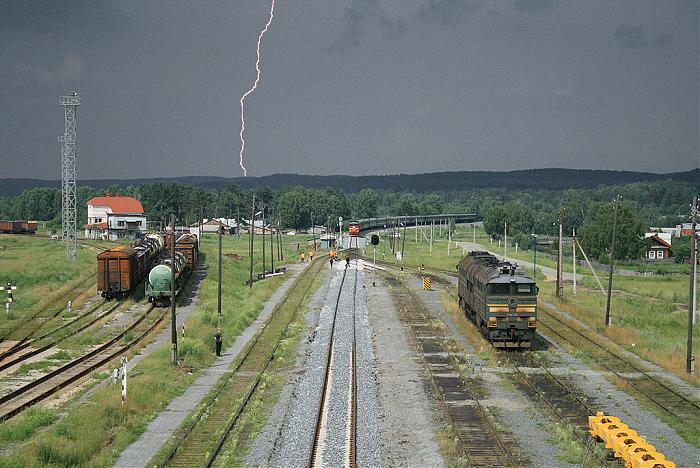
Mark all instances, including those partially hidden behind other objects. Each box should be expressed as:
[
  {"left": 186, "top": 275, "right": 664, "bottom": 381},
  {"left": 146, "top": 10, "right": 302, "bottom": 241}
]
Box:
[{"left": 458, "top": 251, "right": 538, "bottom": 348}]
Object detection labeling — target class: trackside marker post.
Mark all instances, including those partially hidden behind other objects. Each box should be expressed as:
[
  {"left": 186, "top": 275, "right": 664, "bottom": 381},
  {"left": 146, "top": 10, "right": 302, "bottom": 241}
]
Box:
[{"left": 120, "top": 356, "right": 128, "bottom": 405}]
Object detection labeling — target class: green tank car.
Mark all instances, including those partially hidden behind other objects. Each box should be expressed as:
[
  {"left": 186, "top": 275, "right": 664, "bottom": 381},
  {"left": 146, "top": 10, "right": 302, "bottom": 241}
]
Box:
[{"left": 146, "top": 252, "right": 186, "bottom": 307}]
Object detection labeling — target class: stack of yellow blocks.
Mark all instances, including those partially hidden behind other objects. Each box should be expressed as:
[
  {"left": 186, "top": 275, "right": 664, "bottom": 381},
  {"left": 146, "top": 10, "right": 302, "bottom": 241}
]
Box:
[{"left": 588, "top": 412, "right": 675, "bottom": 468}]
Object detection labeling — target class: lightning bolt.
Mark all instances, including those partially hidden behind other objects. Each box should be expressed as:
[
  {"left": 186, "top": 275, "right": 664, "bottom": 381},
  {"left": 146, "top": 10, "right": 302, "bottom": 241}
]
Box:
[{"left": 239, "top": 0, "right": 276, "bottom": 177}]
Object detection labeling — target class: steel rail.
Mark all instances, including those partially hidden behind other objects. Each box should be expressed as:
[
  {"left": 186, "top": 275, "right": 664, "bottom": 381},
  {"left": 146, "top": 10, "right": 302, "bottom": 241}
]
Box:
[
  {"left": 0, "top": 301, "right": 123, "bottom": 372},
  {"left": 500, "top": 354, "right": 608, "bottom": 467},
  {"left": 158, "top": 259, "right": 324, "bottom": 467},
  {"left": 349, "top": 267, "right": 358, "bottom": 468},
  {"left": 0, "top": 272, "right": 97, "bottom": 344},
  {"left": 205, "top": 260, "right": 324, "bottom": 467},
  {"left": 384, "top": 272, "right": 517, "bottom": 467},
  {"left": 0, "top": 303, "right": 160, "bottom": 421},
  {"left": 309, "top": 266, "right": 349, "bottom": 467},
  {"left": 538, "top": 310, "right": 700, "bottom": 422}
]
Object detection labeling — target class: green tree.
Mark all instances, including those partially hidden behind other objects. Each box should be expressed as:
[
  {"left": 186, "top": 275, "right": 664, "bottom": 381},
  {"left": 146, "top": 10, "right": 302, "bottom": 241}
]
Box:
[
  {"left": 353, "top": 189, "right": 380, "bottom": 218},
  {"left": 578, "top": 201, "right": 646, "bottom": 262}
]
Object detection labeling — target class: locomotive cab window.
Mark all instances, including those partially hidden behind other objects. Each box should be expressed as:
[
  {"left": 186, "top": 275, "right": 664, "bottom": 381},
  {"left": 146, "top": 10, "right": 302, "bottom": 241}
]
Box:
[
  {"left": 517, "top": 284, "right": 535, "bottom": 295},
  {"left": 490, "top": 284, "right": 510, "bottom": 295}
]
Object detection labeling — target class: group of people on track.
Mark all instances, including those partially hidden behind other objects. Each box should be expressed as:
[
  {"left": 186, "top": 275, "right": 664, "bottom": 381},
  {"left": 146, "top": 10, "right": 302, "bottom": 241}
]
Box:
[{"left": 300, "top": 246, "right": 349, "bottom": 269}]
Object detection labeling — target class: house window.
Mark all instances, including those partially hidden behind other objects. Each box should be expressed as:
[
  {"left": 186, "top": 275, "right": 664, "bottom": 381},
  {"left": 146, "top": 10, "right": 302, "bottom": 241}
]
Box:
[
  {"left": 118, "top": 220, "right": 125, "bottom": 227},
  {"left": 648, "top": 251, "right": 656, "bottom": 260}
]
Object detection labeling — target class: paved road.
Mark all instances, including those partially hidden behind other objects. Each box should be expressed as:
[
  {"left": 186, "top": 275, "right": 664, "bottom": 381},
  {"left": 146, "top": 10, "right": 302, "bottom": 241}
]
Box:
[{"left": 455, "top": 241, "right": 582, "bottom": 281}]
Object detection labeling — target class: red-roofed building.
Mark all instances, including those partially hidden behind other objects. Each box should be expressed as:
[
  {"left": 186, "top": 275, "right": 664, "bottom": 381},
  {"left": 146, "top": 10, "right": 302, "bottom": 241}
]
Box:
[{"left": 84, "top": 193, "right": 147, "bottom": 240}]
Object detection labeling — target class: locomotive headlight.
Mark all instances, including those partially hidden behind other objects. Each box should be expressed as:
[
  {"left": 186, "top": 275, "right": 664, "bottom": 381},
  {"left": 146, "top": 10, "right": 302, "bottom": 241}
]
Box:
[{"left": 488, "top": 317, "right": 497, "bottom": 328}]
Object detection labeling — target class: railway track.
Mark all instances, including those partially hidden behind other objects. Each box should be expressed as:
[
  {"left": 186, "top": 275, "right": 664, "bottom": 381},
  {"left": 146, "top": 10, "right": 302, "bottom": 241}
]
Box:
[
  {"left": 0, "top": 302, "right": 163, "bottom": 421},
  {"left": 384, "top": 273, "right": 523, "bottom": 467},
  {"left": 159, "top": 259, "right": 324, "bottom": 467},
  {"left": 0, "top": 300, "right": 123, "bottom": 373},
  {"left": 538, "top": 308, "right": 700, "bottom": 431},
  {"left": 308, "top": 266, "right": 358, "bottom": 467},
  {"left": 0, "top": 272, "right": 97, "bottom": 344}
]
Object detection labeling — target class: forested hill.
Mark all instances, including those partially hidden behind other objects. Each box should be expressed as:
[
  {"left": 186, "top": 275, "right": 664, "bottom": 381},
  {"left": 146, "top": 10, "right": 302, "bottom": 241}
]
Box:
[{"left": 1, "top": 168, "right": 697, "bottom": 196}]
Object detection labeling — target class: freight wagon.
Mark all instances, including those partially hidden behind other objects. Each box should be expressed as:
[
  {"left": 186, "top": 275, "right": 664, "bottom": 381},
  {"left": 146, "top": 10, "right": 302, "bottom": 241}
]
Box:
[
  {"left": 458, "top": 251, "right": 538, "bottom": 348},
  {"left": 97, "top": 233, "right": 164, "bottom": 298},
  {"left": 146, "top": 233, "right": 199, "bottom": 306},
  {"left": 0, "top": 220, "right": 38, "bottom": 235}
]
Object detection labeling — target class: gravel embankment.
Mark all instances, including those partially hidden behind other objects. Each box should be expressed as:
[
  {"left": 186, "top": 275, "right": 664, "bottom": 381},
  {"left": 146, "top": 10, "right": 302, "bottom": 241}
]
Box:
[
  {"left": 274, "top": 269, "right": 342, "bottom": 467},
  {"left": 351, "top": 268, "right": 380, "bottom": 467},
  {"left": 366, "top": 273, "right": 445, "bottom": 467},
  {"left": 245, "top": 267, "right": 332, "bottom": 466}
]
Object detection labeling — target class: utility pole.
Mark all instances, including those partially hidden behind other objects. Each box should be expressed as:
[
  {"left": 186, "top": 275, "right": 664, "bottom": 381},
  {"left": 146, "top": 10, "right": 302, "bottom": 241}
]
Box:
[
  {"left": 249, "top": 194, "right": 255, "bottom": 288},
  {"left": 605, "top": 195, "right": 620, "bottom": 326},
  {"left": 383, "top": 223, "right": 387, "bottom": 258},
  {"left": 430, "top": 220, "right": 434, "bottom": 253},
  {"left": 217, "top": 224, "right": 223, "bottom": 329},
  {"left": 447, "top": 220, "right": 451, "bottom": 256},
  {"left": 415, "top": 217, "right": 418, "bottom": 243},
  {"left": 473, "top": 223, "right": 476, "bottom": 244},
  {"left": 504, "top": 222, "right": 508, "bottom": 262},
  {"left": 687, "top": 195, "right": 697, "bottom": 374},
  {"left": 310, "top": 212, "right": 316, "bottom": 253},
  {"left": 237, "top": 207, "right": 241, "bottom": 236},
  {"left": 270, "top": 210, "right": 275, "bottom": 275},
  {"left": 572, "top": 228, "right": 577, "bottom": 295},
  {"left": 532, "top": 234, "right": 537, "bottom": 278},
  {"left": 199, "top": 207, "right": 203, "bottom": 244},
  {"left": 59, "top": 91, "right": 80, "bottom": 260},
  {"left": 170, "top": 215, "right": 177, "bottom": 365},
  {"left": 556, "top": 208, "right": 564, "bottom": 300},
  {"left": 261, "top": 205, "right": 266, "bottom": 279},
  {"left": 402, "top": 215, "right": 407, "bottom": 261}
]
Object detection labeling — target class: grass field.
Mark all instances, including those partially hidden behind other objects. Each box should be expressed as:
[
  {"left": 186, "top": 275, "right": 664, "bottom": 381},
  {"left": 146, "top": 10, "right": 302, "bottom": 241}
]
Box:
[
  {"left": 0, "top": 232, "right": 312, "bottom": 467},
  {"left": 0, "top": 235, "right": 118, "bottom": 338}
]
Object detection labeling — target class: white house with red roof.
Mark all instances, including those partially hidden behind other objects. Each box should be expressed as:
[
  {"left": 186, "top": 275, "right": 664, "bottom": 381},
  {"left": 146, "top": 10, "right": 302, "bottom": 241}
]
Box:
[{"left": 84, "top": 193, "right": 147, "bottom": 240}]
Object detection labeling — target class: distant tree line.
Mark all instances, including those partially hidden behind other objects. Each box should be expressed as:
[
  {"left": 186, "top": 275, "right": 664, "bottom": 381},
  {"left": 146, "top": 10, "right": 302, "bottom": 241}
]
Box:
[{"left": 0, "top": 180, "right": 695, "bottom": 261}]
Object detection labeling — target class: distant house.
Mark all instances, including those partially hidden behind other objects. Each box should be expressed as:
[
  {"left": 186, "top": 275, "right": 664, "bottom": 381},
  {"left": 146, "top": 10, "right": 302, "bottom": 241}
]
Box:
[
  {"left": 644, "top": 233, "right": 672, "bottom": 261},
  {"left": 84, "top": 194, "right": 146, "bottom": 240},
  {"left": 679, "top": 223, "right": 700, "bottom": 237}
]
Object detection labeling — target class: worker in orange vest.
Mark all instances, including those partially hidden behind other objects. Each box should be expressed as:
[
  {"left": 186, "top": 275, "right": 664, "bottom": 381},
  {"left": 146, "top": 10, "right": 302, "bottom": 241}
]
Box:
[
  {"left": 309, "top": 250, "right": 314, "bottom": 261},
  {"left": 300, "top": 252, "right": 305, "bottom": 263}
]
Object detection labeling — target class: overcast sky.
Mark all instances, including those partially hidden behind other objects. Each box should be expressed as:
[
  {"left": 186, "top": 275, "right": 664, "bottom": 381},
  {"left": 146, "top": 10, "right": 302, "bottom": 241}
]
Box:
[{"left": 0, "top": 0, "right": 698, "bottom": 179}]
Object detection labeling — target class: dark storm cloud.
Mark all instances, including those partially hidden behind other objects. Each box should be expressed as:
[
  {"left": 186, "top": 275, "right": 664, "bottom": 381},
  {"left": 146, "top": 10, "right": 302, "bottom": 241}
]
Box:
[
  {"left": 328, "top": 0, "right": 403, "bottom": 51},
  {"left": 513, "top": 0, "right": 553, "bottom": 15},
  {"left": 614, "top": 24, "right": 674, "bottom": 49},
  {"left": 417, "top": 0, "right": 484, "bottom": 23},
  {"left": 0, "top": 0, "right": 697, "bottom": 179}
]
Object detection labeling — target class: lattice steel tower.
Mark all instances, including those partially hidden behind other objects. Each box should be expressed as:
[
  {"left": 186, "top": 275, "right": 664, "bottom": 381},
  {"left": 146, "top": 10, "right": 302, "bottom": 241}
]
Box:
[{"left": 59, "top": 92, "right": 80, "bottom": 260}]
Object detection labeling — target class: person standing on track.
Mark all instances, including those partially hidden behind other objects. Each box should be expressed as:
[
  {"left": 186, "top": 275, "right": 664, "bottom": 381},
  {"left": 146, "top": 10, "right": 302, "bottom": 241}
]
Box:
[
  {"left": 214, "top": 328, "right": 222, "bottom": 356},
  {"left": 309, "top": 249, "right": 314, "bottom": 261},
  {"left": 345, "top": 255, "right": 350, "bottom": 267},
  {"left": 300, "top": 252, "right": 305, "bottom": 263}
]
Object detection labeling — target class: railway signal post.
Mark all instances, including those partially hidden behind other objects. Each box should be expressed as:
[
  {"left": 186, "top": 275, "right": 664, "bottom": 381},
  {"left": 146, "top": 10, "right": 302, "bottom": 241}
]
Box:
[
  {"left": 4, "top": 282, "right": 17, "bottom": 314},
  {"left": 371, "top": 234, "right": 379, "bottom": 286}
]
